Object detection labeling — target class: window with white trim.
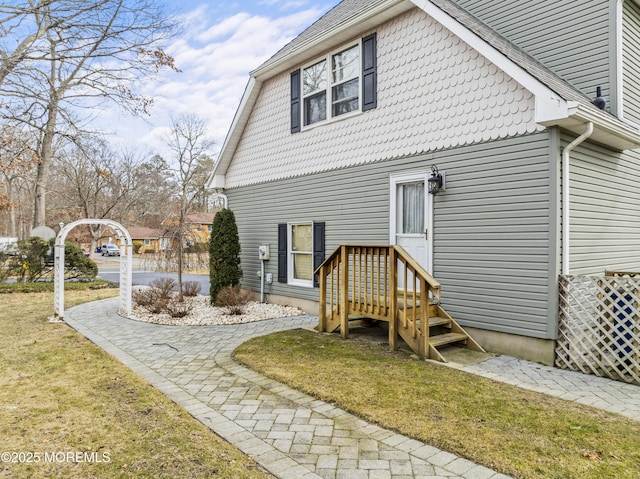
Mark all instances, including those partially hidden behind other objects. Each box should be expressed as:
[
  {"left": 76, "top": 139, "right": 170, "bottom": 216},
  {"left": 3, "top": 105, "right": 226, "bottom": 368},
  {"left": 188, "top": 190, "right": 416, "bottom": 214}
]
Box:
[
  {"left": 288, "top": 223, "right": 314, "bottom": 286},
  {"left": 278, "top": 222, "right": 325, "bottom": 287},
  {"left": 291, "top": 33, "right": 376, "bottom": 133},
  {"left": 302, "top": 44, "right": 361, "bottom": 127},
  {"left": 143, "top": 239, "right": 152, "bottom": 246}
]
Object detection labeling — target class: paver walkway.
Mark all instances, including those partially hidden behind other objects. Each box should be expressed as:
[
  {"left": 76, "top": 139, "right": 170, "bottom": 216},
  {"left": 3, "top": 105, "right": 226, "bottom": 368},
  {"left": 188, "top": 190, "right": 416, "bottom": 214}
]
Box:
[
  {"left": 64, "top": 297, "right": 640, "bottom": 478},
  {"left": 463, "top": 356, "right": 640, "bottom": 421},
  {"left": 65, "top": 298, "right": 509, "bottom": 479}
]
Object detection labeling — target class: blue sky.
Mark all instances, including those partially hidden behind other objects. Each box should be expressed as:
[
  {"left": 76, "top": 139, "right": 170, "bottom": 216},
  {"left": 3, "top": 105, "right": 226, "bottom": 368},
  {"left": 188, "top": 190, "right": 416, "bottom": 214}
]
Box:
[{"left": 98, "top": 0, "right": 338, "bottom": 159}]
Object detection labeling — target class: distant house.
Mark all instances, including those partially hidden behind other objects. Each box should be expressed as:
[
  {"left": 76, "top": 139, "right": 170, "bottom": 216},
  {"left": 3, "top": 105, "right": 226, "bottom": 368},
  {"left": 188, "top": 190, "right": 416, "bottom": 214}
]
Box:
[
  {"left": 159, "top": 212, "right": 215, "bottom": 249},
  {"left": 207, "top": 0, "right": 640, "bottom": 365},
  {"left": 128, "top": 226, "right": 165, "bottom": 253},
  {"left": 185, "top": 213, "right": 215, "bottom": 246}
]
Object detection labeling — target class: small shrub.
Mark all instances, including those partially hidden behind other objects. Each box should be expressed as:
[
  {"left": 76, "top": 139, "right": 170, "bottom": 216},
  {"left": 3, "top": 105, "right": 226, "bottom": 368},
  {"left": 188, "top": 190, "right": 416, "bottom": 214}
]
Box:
[
  {"left": 149, "top": 297, "right": 170, "bottom": 314},
  {"left": 182, "top": 281, "right": 202, "bottom": 297},
  {"left": 132, "top": 287, "right": 160, "bottom": 308},
  {"left": 0, "top": 252, "right": 14, "bottom": 282},
  {"left": 133, "top": 279, "right": 176, "bottom": 314},
  {"left": 215, "top": 285, "right": 251, "bottom": 315},
  {"left": 148, "top": 277, "right": 176, "bottom": 302},
  {"left": 63, "top": 241, "right": 98, "bottom": 279},
  {"left": 0, "top": 280, "right": 113, "bottom": 294},
  {"left": 16, "top": 237, "right": 50, "bottom": 282},
  {"left": 166, "top": 298, "right": 192, "bottom": 318}
]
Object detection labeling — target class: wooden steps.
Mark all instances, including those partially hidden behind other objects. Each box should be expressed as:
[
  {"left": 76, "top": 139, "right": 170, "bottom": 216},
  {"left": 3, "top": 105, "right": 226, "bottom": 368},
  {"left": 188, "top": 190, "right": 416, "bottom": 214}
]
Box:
[
  {"left": 315, "top": 244, "right": 484, "bottom": 363},
  {"left": 430, "top": 332, "right": 468, "bottom": 348},
  {"left": 425, "top": 316, "right": 450, "bottom": 328},
  {"left": 396, "top": 302, "right": 484, "bottom": 362},
  {"left": 326, "top": 299, "right": 484, "bottom": 363}
]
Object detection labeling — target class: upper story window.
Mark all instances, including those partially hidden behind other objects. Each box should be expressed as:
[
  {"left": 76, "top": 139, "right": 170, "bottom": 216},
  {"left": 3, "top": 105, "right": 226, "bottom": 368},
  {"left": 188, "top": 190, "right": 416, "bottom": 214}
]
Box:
[
  {"left": 302, "top": 44, "right": 360, "bottom": 126},
  {"left": 291, "top": 33, "right": 377, "bottom": 133}
]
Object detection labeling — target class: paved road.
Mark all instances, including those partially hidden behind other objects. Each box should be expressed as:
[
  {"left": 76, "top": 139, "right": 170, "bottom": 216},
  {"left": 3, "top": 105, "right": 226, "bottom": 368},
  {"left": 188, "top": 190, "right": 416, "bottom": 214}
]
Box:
[{"left": 95, "top": 256, "right": 210, "bottom": 292}]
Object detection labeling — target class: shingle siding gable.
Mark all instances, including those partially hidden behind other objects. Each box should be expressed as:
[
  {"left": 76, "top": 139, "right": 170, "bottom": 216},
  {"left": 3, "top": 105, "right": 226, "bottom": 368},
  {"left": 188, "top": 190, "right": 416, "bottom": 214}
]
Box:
[{"left": 225, "top": 8, "right": 542, "bottom": 188}]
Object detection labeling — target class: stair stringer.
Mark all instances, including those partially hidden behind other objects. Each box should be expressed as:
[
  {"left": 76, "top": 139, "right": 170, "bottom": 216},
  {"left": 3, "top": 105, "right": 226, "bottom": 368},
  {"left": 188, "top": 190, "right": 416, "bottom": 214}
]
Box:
[{"left": 434, "top": 305, "right": 485, "bottom": 353}]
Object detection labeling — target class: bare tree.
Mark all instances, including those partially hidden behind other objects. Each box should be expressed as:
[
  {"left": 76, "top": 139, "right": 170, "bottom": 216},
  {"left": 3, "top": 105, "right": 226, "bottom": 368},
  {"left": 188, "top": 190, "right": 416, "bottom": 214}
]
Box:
[
  {"left": 0, "top": 0, "right": 84, "bottom": 88},
  {"left": 0, "top": 0, "right": 179, "bottom": 229},
  {"left": 165, "top": 114, "right": 214, "bottom": 301},
  {"left": 127, "top": 154, "right": 177, "bottom": 228},
  {"left": 0, "top": 124, "right": 37, "bottom": 236},
  {"left": 49, "top": 138, "right": 151, "bottom": 252}
]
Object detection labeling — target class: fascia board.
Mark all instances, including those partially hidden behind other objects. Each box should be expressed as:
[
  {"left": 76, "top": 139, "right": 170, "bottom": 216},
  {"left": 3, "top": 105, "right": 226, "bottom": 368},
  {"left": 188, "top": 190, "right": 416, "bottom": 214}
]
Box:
[
  {"left": 207, "top": 174, "right": 226, "bottom": 190},
  {"left": 207, "top": 77, "right": 261, "bottom": 189},
  {"left": 410, "top": 0, "right": 569, "bottom": 123},
  {"left": 553, "top": 104, "right": 640, "bottom": 150}
]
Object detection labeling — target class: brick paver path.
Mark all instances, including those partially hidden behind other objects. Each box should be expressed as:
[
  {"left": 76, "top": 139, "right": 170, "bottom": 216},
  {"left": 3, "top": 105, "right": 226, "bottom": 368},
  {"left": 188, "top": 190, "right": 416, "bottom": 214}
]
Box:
[
  {"left": 463, "top": 356, "right": 640, "bottom": 421},
  {"left": 65, "top": 298, "right": 510, "bottom": 479}
]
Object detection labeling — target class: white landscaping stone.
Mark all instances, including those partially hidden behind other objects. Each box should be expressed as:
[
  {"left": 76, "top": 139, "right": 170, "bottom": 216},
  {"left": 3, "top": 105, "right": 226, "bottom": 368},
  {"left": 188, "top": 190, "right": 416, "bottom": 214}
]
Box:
[{"left": 120, "top": 294, "right": 305, "bottom": 326}]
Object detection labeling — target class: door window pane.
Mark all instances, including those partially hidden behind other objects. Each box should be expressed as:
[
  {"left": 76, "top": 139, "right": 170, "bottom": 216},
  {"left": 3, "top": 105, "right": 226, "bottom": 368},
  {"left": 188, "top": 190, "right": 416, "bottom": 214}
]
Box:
[{"left": 402, "top": 182, "right": 424, "bottom": 234}]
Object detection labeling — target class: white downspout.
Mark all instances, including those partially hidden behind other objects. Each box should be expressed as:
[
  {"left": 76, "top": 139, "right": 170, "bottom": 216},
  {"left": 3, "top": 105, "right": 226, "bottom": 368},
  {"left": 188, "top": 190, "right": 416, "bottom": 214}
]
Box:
[{"left": 562, "top": 122, "right": 593, "bottom": 275}]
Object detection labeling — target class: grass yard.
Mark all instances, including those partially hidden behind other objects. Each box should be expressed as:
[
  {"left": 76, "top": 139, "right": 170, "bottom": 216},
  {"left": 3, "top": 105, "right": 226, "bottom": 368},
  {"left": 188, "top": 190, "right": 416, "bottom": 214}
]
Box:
[
  {"left": 234, "top": 328, "right": 640, "bottom": 479},
  {"left": 0, "top": 287, "right": 273, "bottom": 479}
]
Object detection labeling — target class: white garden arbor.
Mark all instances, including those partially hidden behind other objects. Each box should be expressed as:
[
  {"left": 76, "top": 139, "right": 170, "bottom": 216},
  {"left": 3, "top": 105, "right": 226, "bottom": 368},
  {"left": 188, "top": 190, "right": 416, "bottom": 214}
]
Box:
[{"left": 53, "top": 219, "right": 133, "bottom": 319}]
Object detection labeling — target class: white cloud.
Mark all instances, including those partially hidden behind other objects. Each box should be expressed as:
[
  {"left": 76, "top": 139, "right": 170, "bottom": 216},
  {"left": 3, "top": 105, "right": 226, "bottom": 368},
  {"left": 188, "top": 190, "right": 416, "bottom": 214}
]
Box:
[{"left": 97, "top": 4, "right": 327, "bottom": 160}]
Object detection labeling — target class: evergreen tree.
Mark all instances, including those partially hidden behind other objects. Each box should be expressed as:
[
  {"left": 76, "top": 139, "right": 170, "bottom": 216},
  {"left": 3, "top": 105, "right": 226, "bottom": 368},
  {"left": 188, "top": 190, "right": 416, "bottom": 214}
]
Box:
[{"left": 209, "top": 208, "right": 242, "bottom": 304}]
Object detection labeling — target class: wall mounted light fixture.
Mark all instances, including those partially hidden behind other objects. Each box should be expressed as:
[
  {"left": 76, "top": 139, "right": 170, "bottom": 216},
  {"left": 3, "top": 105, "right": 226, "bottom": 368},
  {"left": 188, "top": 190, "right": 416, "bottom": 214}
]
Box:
[{"left": 428, "top": 165, "right": 445, "bottom": 195}]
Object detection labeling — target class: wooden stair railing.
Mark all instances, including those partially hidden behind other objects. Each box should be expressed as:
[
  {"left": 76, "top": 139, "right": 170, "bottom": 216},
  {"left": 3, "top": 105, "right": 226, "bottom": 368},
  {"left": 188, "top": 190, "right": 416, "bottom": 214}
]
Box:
[{"left": 315, "top": 244, "right": 484, "bottom": 362}]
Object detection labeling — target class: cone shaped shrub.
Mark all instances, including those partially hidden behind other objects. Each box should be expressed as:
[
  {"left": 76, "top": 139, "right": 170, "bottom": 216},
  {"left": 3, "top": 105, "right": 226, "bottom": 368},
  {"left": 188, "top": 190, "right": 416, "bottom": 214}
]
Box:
[{"left": 209, "top": 208, "right": 242, "bottom": 305}]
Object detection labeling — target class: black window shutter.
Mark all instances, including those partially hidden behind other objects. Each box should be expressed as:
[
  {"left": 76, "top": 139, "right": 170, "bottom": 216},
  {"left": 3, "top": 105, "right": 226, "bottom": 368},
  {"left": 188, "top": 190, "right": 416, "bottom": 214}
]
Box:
[
  {"left": 290, "top": 70, "right": 301, "bottom": 133},
  {"left": 313, "top": 222, "right": 325, "bottom": 288},
  {"left": 278, "top": 223, "right": 287, "bottom": 283},
  {"left": 361, "top": 33, "right": 377, "bottom": 111}
]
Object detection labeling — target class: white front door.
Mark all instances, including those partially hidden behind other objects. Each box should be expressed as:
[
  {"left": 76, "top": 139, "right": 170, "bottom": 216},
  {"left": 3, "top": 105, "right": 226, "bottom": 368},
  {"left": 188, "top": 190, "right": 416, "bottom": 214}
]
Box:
[{"left": 390, "top": 173, "right": 432, "bottom": 288}]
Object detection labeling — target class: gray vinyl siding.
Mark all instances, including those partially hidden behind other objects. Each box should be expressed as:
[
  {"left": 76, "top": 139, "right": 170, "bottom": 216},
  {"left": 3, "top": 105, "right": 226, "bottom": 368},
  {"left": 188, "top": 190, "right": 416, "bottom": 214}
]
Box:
[
  {"left": 569, "top": 139, "right": 640, "bottom": 274},
  {"left": 623, "top": 0, "right": 640, "bottom": 124},
  {"left": 226, "top": 132, "right": 556, "bottom": 339},
  {"left": 432, "top": 134, "right": 553, "bottom": 339},
  {"left": 456, "top": 0, "right": 611, "bottom": 100}
]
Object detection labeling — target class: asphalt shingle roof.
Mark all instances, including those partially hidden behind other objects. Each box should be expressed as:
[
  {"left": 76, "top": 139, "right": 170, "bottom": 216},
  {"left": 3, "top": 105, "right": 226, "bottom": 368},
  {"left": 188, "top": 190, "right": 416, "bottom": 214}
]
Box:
[{"left": 259, "top": 0, "right": 617, "bottom": 122}]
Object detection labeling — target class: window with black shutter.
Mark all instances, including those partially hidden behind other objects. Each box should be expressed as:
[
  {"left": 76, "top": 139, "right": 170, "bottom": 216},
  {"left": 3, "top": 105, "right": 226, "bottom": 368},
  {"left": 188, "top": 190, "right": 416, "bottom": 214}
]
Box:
[
  {"left": 278, "top": 221, "right": 325, "bottom": 287},
  {"left": 290, "top": 33, "right": 377, "bottom": 132}
]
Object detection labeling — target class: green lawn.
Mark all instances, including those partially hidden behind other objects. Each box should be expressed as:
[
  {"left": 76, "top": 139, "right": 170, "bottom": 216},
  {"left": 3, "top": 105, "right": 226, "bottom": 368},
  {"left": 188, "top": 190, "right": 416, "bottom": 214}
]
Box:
[
  {"left": 234, "top": 328, "right": 640, "bottom": 479},
  {"left": 0, "top": 288, "right": 273, "bottom": 479}
]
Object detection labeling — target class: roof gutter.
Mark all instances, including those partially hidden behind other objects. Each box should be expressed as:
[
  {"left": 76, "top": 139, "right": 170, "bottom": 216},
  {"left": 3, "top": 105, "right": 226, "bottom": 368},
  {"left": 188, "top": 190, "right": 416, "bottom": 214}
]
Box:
[{"left": 561, "top": 122, "right": 593, "bottom": 276}]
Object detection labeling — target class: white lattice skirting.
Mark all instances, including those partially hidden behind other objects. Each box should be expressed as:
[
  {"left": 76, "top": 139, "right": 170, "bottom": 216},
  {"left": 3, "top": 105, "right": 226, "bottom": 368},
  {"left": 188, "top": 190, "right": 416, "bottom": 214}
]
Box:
[{"left": 556, "top": 275, "right": 640, "bottom": 384}]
